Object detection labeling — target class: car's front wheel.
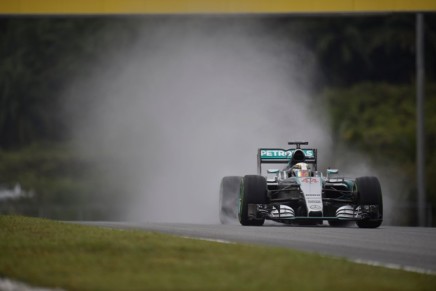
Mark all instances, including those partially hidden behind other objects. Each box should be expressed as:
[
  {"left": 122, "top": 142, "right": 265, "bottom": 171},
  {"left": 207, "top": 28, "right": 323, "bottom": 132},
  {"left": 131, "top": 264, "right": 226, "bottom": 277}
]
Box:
[
  {"left": 239, "top": 175, "right": 267, "bottom": 226},
  {"left": 355, "top": 176, "right": 383, "bottom": 228}
]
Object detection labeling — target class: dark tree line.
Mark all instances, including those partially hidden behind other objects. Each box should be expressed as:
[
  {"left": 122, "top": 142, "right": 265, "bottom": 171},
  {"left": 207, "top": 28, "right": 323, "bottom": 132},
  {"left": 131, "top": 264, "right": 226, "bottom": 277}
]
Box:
[
  {"left": 276, "top": 14, "right": 436, "bottom": 85},
  {"left": 1, "top": 14, "right": 435, "bottom": 149}
]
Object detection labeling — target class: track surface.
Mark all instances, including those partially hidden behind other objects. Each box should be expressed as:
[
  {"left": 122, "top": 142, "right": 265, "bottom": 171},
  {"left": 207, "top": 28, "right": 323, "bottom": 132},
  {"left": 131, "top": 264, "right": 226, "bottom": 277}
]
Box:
[{"left": 81, "top": 221, "right": 436, "bottom": 273}]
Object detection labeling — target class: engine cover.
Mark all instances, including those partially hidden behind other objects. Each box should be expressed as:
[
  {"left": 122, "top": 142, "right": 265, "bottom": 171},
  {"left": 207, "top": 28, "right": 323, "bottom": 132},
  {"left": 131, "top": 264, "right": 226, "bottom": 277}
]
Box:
[{"left": 298, "top": 177, "right": 323, "bottom": 215}]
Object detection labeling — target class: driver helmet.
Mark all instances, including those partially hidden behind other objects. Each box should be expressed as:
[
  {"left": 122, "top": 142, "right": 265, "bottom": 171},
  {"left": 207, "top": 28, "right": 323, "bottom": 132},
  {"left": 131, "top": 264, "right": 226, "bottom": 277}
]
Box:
[{"left": 292, "top": 162, "right": 310, "bottom": 177}]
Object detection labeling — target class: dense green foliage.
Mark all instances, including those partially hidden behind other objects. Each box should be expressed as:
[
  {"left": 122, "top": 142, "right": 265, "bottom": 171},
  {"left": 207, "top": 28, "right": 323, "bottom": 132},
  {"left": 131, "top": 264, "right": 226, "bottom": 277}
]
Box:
[
  {"left": 327, "top": 83, "right": 436, "bottom": 162},
  {"left": 0, "top": 18, "right": 127, "bottom": 148},
  {"left": 0, "top": 143, "right": 127, "bottom": 220},
  {"left": 325, "top": 83, "right": 436, "bottom": 224},
  {"left": 0, "top": 15, "right": 435, "bottom": 224},
  {"left": 271, "top": 14, "right": 436, "bottom": 85},
  {"left": 0, "top": 143, "right": 88, "bottom": 201},
  {"left": 1, "top": 15, "right": 436, "bottom": 148},
  {"left": 0, "top": 144, "right": 91, "bottom": 217},
  {"left": 1, "top": 215, "right": 435, "bottom": 290}
]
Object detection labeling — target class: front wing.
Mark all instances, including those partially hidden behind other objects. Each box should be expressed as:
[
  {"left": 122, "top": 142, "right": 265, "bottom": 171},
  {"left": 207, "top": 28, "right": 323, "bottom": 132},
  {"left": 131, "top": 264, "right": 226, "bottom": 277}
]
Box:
[{"left": 246, "top": 203, "right": 382, "bottom": 222}]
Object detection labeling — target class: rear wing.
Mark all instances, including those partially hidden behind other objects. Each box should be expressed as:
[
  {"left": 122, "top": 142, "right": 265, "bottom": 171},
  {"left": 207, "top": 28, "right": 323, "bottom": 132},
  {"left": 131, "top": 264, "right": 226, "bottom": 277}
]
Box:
[{"left": 257, "top": 148, "right": 317, "bottom": 174}]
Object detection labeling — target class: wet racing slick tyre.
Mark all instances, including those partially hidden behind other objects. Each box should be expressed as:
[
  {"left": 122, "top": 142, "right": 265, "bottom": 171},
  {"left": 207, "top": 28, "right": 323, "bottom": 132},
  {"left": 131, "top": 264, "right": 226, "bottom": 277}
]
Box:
[
  {"left": 355, "top": 176, "right": 383, "bottom": 228},
  {"left": 239, "top": 175, "right": 267, "bottom": 226},
  {"left": 219, "top": 176, "right": 242, "bottom": 224}
]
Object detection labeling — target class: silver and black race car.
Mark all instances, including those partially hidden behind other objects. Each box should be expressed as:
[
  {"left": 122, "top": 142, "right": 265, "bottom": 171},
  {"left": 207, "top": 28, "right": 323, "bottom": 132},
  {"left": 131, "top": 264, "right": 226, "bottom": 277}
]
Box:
[{"left": 219, "top": 141, "right": 383, "bottom": 228}]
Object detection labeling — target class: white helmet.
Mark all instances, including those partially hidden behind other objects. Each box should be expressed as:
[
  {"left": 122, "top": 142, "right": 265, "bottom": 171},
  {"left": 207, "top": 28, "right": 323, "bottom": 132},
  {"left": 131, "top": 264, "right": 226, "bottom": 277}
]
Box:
[{"left": 292, "top": 162, "right": 310, "bottom": 177}]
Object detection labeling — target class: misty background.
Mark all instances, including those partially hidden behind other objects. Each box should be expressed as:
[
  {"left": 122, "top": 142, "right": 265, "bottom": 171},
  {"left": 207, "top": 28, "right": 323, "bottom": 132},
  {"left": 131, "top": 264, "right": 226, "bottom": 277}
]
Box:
[
  {"left": 66, "top": 19, "right": 333, "bottom": 223},
  {"left": 1, "top": 15, "right": 435, "bottom": 225}
]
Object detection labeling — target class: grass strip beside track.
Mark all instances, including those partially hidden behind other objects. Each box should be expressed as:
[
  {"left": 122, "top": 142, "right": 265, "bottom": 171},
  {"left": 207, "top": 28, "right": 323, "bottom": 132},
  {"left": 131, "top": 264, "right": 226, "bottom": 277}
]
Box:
[{"left": 0, "top": 215, "right": 435, "bottom": 290}]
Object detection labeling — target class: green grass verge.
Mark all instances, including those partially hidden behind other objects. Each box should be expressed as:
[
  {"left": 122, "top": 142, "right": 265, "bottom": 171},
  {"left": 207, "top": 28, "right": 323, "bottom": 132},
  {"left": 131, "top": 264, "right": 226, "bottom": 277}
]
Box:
[{"left": 0, "top": 215, "right": 435, "bottom": 290}]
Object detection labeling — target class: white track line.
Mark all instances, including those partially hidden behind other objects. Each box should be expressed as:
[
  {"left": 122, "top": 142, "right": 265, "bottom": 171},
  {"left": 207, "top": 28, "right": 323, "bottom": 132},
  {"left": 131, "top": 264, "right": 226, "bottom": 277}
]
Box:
[
  {"left": 181, "top": 236, "right": 234, "bottom": 244},
  {"left": 351, "top": 259, "right": 436, "bottom": 275},
  {"left": 180, "top": 236, "right": 436, "bottom": 275},
  {"left": 0, "top": 278, "right": 64, "bottom": 291}
]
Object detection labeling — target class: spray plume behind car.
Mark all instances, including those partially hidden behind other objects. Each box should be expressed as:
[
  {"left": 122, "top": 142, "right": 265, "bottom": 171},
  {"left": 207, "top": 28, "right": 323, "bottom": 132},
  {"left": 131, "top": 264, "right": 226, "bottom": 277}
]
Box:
[{"left": 64, "top": 17, "right": 397, "bottom": 224}]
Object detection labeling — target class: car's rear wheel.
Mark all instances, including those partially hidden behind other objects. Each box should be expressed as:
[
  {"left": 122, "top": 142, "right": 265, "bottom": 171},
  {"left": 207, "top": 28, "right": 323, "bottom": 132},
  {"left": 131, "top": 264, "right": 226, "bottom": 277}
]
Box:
[
  {"left": 219, "top": 176, "right": 242, "bottom": 224},
  {"left": 239, "top": 175, "right": 267, "bottom": 226},
  {"left": 355, "top": 176, "right": 383, "bottom": 228}
]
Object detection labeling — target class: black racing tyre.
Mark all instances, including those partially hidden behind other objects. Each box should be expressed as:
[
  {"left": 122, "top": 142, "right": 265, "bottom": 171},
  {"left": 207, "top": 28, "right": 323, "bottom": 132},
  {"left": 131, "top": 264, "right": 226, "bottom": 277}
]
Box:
[
  {"left": 219, "top": 176, "right": 242, "bottom": 224},
  {"left": 355, "top": 176, "right": 383, "bottom": 228},
  {"left": 239, "top": 175, "right": 267, "bottom": 226}
]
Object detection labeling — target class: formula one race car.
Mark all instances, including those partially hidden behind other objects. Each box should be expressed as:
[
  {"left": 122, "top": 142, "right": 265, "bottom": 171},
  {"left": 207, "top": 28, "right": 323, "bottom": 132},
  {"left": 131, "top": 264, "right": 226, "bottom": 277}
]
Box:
[{"left": 219, "top": 141, "right": 383, "bottom": 228}]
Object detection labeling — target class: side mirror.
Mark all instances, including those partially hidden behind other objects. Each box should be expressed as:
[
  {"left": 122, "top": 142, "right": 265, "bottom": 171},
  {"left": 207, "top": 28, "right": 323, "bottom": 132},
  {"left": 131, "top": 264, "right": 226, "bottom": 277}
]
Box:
[{"left": 267, "top": 169, "right": 280, "bottom": 174}]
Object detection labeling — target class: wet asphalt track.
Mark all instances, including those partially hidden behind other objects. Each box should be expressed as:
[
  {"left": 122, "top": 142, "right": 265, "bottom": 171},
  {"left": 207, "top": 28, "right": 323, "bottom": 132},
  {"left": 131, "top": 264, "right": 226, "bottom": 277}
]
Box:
[{"left": 80, "top": 221, "right": 436, "bottom": 274}]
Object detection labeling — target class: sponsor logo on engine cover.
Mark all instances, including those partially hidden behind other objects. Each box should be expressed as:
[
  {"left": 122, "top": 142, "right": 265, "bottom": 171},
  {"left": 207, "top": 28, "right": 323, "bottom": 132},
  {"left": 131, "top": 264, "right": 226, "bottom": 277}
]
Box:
[{"left": 301, "top": 178, "right": 319, "bottom": 183}]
